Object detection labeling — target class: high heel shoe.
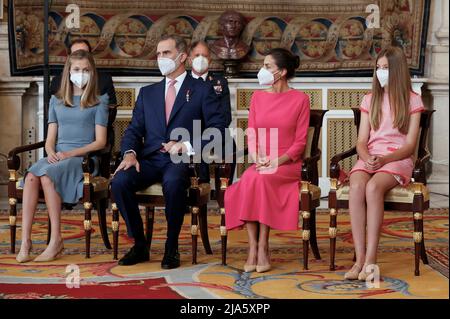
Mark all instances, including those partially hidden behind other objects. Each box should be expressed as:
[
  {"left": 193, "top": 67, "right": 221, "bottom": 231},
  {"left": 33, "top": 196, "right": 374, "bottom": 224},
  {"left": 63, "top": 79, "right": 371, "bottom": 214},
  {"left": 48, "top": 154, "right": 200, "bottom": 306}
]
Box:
[
  {"left": 344, "top": 263, "right": 363, "bottom": 280},
  {"left": 256, "top": 250, "right": 271, "bottom": 273},
  {"left": 16, "top": 240, "right": 33, "bottom": 263},
  {"left": 358, "top": 264, "right": 377, "bottom": 281},
  {"left": 34, "top": 240, "right": 64, "bottom": 262},
  {"left": 256, "top": 264, "right": 271, "bottom": 273},
  {"left": 243, "top": 264, "right": 257, "bottom": 272}
]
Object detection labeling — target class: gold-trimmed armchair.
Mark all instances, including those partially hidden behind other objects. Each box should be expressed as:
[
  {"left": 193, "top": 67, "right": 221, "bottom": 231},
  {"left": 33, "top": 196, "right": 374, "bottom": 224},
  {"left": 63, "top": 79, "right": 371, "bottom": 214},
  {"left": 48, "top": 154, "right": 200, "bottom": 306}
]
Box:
[
  {"left": 109, "top": 153, "right": 214, "bottom": 264},
  {"left": 216, "top": 109, "right": 328, "bottom": 270},
  {"left": 328, "top": 108, "right": 434, "bottom": 276},
  {"left": 7, "top": 105, "right": 117, "bottom": 258}
]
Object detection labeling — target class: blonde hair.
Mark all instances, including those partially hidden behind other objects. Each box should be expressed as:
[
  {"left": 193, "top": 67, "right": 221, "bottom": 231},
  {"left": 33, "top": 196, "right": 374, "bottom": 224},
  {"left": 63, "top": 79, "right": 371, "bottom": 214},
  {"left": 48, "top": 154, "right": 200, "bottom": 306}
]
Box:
[
  {"left": 56, "top": 50, "right": 99, "bottom": 108},
  {"left": 370, "top": 46, "right": 412, "bottom": 134}
]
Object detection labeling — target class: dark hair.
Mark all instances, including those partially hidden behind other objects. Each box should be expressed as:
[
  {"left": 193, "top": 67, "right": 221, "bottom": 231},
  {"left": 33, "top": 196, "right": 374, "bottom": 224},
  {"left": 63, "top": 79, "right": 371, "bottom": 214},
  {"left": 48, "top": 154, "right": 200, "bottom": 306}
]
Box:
[
  {"left": 267, "top": 48, "right": 300, "bottom": 80},
  {"left": 159, "top": 34, "right": 188, "bottom": 54},
  {"left": 189, "top": 40, "right": 209, "bottom": 53},
  {"left": 69, "top": 38, "right": 92, "bottom": 54}
]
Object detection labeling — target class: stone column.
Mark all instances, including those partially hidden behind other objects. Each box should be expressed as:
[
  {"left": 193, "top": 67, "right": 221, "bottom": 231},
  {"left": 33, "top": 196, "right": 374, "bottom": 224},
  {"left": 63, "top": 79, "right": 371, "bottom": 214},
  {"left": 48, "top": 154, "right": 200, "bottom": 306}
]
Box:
[
  {"left": 0, "top": 78, "right": 33, "bottom": 198},
  {"left": 427, "top": 0, "right": 449, "bottom": 193}
]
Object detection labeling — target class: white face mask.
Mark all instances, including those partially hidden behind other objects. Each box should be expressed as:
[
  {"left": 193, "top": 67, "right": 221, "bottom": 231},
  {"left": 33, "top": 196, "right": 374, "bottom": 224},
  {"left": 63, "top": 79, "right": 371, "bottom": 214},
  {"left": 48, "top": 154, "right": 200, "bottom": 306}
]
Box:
[
  {"left": 257, "top": 67, "right": 281, "bottom": 86},
  {"left": 376, "top": 69, "right": 389, "bottom": 88},
  {"left": 192, "top": 55, "right": 209, "bottom": 74},
  {"left": 70, "top": 72, "right": 90, "bottom": 89},
  {"left": 158, "top": 53, "right": 182, "bottom": 76}
]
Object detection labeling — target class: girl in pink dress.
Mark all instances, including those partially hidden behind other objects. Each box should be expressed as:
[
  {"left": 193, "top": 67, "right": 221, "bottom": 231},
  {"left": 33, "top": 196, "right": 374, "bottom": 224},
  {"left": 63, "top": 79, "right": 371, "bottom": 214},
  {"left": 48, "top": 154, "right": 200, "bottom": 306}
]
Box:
[
  {"left": 224, "top": 48, "right": 310, "bottom": 273},
  {"left": 345, "top": 46, "right": 425, "bottom": 280}
]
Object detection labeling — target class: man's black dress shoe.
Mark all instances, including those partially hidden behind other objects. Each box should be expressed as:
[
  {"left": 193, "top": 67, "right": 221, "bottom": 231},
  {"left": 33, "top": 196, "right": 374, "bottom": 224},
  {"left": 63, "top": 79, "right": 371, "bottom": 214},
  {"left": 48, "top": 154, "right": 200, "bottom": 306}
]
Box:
[
  {"left": 161, "top": 250, "right": 180, "bottom": 269},
  {"left": 118, "top": 245, "right": 149, "bottom": 266}
]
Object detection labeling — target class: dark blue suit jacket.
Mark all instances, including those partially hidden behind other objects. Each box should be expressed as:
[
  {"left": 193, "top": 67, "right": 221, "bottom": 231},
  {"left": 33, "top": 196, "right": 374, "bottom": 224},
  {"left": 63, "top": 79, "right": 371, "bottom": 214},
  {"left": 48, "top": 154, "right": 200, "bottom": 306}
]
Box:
[
  {"left": 204, "top": 73, "right": 232, "bottom": 127},
  {"left": 121, "top": 73, "right": 226, "bottom": 158}
]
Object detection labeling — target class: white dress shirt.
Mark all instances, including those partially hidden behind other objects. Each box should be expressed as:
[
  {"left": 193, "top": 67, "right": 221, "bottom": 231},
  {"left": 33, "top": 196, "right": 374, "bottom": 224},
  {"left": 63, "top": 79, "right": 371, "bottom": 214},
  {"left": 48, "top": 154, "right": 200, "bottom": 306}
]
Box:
[
  {"left": 125, "top": 70, "right": 195, "bottom": 157},
  {"left": 191, "top": 71, "right": 208, "bottom": 81}
]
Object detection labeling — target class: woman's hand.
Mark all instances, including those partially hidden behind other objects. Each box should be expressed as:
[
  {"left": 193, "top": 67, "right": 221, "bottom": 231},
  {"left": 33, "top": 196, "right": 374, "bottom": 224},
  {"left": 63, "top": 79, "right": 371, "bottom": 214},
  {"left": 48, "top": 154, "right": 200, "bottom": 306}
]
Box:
[
  {"left": 365, "top": 155, "right": 385, "bottom": 171},
  {"left": 55, "top": 151, "right": 72, "bottom": 161},
  {"left": 47, "top": 152, "right": 60, "bottom": 164},
  {"left": 256, "top": 157, "right": 280, "bottom": 171},
  {"left": 255, "top": 155, "right": 270, "bottom": 169}
]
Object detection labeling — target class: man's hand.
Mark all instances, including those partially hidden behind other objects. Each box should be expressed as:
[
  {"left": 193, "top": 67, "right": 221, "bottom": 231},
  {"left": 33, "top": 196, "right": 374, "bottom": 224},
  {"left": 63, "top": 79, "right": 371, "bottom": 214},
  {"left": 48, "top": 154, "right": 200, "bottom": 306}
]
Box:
[
  {"left": 113, "top": 153, "right": 140, "bottom": 176},
  {"left": 168, "top": 142, "right": 188, "bottom": 155},
  {"left": 161, "top": 141, "right": 177, "bottom": 153}
]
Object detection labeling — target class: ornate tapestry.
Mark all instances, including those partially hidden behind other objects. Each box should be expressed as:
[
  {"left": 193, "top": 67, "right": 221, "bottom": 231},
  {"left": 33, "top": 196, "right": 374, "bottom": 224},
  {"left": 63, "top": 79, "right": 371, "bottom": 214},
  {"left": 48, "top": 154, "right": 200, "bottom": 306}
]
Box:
[{"left": 8, "top": 0, "right": 430, "bottom": 76}]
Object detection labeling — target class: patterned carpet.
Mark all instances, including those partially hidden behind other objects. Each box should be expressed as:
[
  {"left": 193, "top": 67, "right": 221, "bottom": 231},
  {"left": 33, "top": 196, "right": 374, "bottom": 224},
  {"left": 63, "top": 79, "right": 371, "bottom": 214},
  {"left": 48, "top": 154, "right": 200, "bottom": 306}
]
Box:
[{"left": 0, "top": 207, "right": 448, "bottom": 299}]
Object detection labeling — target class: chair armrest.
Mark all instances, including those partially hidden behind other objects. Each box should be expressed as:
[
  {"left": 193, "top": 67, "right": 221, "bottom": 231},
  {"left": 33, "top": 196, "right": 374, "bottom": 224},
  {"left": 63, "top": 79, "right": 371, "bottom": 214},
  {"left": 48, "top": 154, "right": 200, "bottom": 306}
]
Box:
[
  {"left": 301, "top": 150, "right": 321, "bottom": 183},
  {"left": 413, "top": 151, "right": 431, "bottom": 185},
  {"left": 109, "top": 151, "right": 122, "bottom": 176},
  {"left": 329, "top": 146, "right": 357, "bottom": 179},
  {"left": 7, "top": 141, "right": 46, "bottom": 170}
]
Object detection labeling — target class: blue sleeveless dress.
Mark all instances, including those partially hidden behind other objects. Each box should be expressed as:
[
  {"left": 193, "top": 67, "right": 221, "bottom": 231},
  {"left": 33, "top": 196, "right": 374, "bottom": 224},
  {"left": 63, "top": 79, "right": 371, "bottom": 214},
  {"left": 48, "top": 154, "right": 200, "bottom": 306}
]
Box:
[{"left": 25, "top": 93, "right": 109, "bottom": 203}]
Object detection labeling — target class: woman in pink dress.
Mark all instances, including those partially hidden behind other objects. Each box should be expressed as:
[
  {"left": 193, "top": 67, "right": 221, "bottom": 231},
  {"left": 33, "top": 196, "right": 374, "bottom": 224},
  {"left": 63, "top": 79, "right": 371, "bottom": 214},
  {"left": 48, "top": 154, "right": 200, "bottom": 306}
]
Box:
[
  {"left": 345, "top": 46, "right": 425, "bottom": 280},
  {"left": 224, "top": 48, "right": 310, "bottom": 273}
]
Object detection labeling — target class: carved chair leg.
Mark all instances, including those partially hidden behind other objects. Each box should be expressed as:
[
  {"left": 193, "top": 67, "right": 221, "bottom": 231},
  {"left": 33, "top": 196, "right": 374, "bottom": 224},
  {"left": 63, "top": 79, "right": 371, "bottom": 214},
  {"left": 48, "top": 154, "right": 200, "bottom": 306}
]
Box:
[
  {"left": 309, "top": 209, "right": 321, "bottom": 260},
  {"left": 111, "top": 203, "right": 119, "bottom": 260},
  {"left": 329, "top": 208, "right": 338, "bottom": 271},
  {"left": 220, "top": 207, "right": 227, "bottom": 266},
  {"left": 300, "top": 182, "right": 311, "bottom": 270},
  {"left": 97, "top": 199, "right": 112, "bottom": 249},
  {"left": 9, "top": 198, "right": 17, "bottom": 254},
  {"left": 301, "top": 210, "right": 310, "bottom": 270},
  {"left": 146, "top": 207, "right": 155, "bottom": 253},
  {"left": 419, "top": 217, "right": 429, "bottom": 264},
  {"left": 198, "top": 204, "right": 213, "bottom": 254},
  {"left": 413, "top": 211, "right": 424, "bottom": 276},
  {"left": 191, "top": 206, "right": 199, "bottom": 264},
  {"left": 84, "top": 202, "right": 93, "bottom": 258}
]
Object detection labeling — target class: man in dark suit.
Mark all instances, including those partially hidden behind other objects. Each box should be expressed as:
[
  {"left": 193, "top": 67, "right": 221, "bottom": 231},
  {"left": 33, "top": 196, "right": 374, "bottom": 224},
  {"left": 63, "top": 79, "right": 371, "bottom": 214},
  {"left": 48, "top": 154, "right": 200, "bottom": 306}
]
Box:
[
  {"left": 188, "top": 40, "right": 236, "bottom": 184},
  {"left": 111, "top": 35, "right": 226, "bottom": 269},
  {"left": 50, "top": 38, "right": 117, "bottom": 107}
]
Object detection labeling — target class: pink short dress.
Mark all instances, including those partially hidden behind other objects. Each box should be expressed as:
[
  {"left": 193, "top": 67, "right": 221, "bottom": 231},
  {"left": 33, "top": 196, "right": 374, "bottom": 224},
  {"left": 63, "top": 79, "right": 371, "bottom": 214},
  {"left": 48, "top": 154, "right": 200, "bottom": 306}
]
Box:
[
  {"left": 224, "top": 90, "right": 310, "bottom": 231},
  {"left": 349, "top": 92, "right": 425, "bottom": 185}
]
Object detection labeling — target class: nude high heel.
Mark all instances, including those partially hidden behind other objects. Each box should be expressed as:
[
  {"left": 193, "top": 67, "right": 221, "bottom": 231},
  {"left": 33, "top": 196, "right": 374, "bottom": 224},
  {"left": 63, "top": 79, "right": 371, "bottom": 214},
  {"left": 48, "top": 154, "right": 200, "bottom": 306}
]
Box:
[
  {"left": 243, "top": 264, "right": 257, "bottom": 272},
  {"left": 256, "top": 249, "right": 271, "bottom": 273},
  {"left": 34, "top": 240, "right": 64, "bottom": 262},
  {"left": 16, "top": 240, "right": 33, "bottom": 263},
  {"left": 344, "top": 263, "right": 363, "bottom": 280}
]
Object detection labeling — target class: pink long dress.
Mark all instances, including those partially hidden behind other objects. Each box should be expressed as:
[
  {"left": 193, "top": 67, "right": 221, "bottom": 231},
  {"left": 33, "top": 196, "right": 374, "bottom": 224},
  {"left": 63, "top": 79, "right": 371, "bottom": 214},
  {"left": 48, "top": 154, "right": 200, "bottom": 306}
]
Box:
[
  {"left": 224, "top": 89, "right": 310, "bottom": 231},
  {"left": 349, "top": 92, "right": 425, "bottom": 185}
]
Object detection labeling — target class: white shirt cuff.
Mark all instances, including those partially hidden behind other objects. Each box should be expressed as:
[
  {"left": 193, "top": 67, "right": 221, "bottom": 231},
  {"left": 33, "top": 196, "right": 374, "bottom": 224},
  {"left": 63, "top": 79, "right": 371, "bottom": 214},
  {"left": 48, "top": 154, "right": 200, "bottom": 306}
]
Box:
[
  {"left": 182, "top": 141, "right": 195, "bottom": 156},
  {"left": 124, "top": 149, "right": 137, "bottom": 157}
]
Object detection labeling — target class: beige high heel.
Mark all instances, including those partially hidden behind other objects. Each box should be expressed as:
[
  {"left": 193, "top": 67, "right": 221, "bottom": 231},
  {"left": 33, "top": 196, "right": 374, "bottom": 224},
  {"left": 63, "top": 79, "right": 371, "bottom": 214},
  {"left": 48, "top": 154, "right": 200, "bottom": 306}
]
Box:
[
  {"left": 16, "top": 240, "right": 33, "bottom": 263},
  {"left": 34, "top": 240, "right": 64, "bottom": 262},
  {"left": 256, "top": 264, "right": 271, "bottom": 273},
  {"left": 243, "top": 264, "right": 257, "bottom": 272},
  {"left": 256, "top": 249, "right": 271, "bottom": 273},
  {"left": 344, "top": 264, "right": 363, "bottom": 280},
  {"left": 358, "top": 264, "right": 377, "bottom": 281}
]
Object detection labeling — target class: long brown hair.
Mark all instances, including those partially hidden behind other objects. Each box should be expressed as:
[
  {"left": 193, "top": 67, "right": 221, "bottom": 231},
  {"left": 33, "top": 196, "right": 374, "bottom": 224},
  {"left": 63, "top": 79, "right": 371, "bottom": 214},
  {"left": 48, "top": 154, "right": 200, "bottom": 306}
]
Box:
[
  {"left": 370, "top": 46, "right": 412, "bottom": 134},
  {"left": 56, "top": 50, "right": 99, "bottom": 108}
]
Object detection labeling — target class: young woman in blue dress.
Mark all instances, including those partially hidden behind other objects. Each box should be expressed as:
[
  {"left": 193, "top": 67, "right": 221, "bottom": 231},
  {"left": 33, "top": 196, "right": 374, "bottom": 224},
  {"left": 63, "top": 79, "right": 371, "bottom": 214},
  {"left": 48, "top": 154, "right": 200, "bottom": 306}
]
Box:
[{"left": 16, "top": 50, "right": 109, "bottom": 263}]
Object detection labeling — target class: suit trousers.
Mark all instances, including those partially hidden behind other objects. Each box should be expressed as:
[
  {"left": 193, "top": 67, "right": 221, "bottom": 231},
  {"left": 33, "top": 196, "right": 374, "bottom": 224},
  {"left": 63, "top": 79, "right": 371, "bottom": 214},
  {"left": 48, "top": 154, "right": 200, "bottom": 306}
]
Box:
[{"left": 111, "top": 151, "right": 189, "bottom": 252}]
